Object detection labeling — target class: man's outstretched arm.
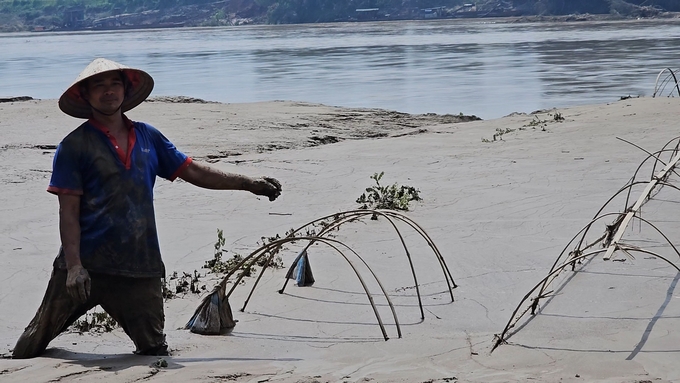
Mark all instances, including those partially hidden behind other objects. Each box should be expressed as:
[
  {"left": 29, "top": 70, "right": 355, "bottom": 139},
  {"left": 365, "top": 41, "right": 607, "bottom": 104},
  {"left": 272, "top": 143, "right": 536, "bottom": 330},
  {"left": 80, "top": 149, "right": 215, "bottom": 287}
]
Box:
[{"left": 178, "top": 161, "right": 282, "bottom": 201}]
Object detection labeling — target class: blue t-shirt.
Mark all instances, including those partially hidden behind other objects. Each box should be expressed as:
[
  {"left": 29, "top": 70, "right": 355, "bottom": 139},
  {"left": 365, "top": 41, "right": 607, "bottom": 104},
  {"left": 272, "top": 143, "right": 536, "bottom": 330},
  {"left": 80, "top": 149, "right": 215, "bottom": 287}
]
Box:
[{"left": 48, "top": 117, "right": 191, "bottom": 277}]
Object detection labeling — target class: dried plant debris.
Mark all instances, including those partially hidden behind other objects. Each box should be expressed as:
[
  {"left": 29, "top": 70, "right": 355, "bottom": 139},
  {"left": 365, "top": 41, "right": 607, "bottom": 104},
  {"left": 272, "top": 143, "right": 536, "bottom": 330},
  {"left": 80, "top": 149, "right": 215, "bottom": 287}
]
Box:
[{"left": 68, "top": 309, "right": 118, "bottom": 334}]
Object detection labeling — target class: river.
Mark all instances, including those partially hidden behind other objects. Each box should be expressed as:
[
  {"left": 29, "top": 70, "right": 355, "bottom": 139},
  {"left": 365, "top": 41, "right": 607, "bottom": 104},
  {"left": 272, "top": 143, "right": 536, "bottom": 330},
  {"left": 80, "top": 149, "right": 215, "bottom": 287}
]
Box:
[{"left": 2, "top": 18, "right": 680, "bottom": 119}]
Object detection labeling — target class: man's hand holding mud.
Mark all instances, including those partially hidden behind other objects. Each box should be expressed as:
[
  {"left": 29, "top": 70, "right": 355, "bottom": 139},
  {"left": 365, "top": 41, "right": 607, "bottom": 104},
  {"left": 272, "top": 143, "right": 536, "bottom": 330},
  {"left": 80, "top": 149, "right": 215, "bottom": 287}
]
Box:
[
  {"left": 66, "top": 264, "right": 91, "bottom": 303},
  {"left": 250, "top": 176, "right": 282, "bottom": 201}
]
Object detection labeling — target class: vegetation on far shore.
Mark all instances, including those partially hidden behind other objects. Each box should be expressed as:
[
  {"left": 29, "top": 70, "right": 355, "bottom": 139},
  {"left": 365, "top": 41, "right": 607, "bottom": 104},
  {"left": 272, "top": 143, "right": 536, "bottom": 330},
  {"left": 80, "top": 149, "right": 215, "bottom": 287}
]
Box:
[{"left": 0, "top": 0, "right": 678, "bottom": 32}]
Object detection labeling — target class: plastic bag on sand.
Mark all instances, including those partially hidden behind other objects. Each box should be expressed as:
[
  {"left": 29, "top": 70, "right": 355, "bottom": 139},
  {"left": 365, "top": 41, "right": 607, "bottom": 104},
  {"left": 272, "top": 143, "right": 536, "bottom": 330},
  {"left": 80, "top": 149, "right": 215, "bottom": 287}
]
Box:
[
  {"left": 286, "top": 249, "right": 315, "bottom": 287},
  {"left": 185, "top": 286, "right": 236, "bottom": 335}
]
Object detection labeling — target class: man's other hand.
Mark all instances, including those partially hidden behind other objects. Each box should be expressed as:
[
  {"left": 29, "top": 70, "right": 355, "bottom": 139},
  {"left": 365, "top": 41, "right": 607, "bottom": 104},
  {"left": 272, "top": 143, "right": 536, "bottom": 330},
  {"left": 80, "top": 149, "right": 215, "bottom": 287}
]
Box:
[
  {"left": 252, "top": 176, "right": 282, "bottom": 201},
  {"left": 66, "top": 264, "right": 91, "bottom": 303}
]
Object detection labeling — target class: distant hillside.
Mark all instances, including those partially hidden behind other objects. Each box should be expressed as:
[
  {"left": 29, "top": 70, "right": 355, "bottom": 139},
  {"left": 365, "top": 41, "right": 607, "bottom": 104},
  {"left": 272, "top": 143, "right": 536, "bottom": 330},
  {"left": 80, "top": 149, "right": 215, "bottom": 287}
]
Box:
[
  {"left": 0, "top": 0, "right": 267, "bottom": 32},
  {"left": 0, "top": 0, "right": 678, "bottom": 32}
]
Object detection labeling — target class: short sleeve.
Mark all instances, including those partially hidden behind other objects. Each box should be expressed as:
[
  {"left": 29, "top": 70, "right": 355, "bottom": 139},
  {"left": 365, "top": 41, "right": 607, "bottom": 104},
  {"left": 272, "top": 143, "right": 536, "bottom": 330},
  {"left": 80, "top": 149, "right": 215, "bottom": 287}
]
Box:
[
  {"left": 47, "top": 140, "right": 83, "bottom": 195},
  {"left": 143, "top": 123, "right": 192, "bottom": 181}
]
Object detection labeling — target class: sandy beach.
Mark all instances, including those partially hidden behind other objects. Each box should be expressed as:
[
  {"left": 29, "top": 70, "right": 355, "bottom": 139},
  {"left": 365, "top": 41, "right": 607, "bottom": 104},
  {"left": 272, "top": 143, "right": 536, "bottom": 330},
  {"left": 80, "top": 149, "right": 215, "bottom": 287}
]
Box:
[{"left": 1, "top": 96, "right": 680, "bottom": 382}]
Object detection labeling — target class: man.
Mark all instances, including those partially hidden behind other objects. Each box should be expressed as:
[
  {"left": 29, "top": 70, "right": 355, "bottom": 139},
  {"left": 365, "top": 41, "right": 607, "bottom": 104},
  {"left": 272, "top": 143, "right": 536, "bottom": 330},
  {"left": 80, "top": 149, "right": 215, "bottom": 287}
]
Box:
[{"left": 12, "top": 58, "right": 282, "bottom": 359}]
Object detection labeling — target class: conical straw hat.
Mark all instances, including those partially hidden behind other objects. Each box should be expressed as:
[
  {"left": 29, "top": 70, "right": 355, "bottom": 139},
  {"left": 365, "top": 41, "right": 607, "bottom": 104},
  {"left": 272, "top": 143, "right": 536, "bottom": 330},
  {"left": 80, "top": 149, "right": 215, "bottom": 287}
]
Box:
[{"left": 58, "top": 58, "right": 154, "bottom": 119}]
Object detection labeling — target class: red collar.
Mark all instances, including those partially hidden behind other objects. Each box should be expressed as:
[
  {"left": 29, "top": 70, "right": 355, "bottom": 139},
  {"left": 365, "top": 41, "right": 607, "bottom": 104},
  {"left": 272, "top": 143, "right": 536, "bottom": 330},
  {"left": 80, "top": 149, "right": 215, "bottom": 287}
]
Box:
[
  {"left": 88, "top": 115, "right": 134, "bottom": 133},
  {"left": 87, "top": 115, "right": 137, "bottom": 170}
]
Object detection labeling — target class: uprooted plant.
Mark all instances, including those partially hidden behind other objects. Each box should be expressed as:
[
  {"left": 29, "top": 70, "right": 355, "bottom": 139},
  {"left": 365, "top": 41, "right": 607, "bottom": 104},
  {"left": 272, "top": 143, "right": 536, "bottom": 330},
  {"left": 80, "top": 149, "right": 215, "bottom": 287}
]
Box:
[
  {"left": 482, "top": 127, "right": 516, "bottom": 142},
  {"left": 163, "top": 270, "right": 205, "bottom": 299},
  {"left": 203, "top": 228, "right": 284, "bottom": 278},
  {"left": 162, "top": 229, "right": 290, "bottom": 301},
  {"left": 356, "top": 172, "right": 422, "bottom": 215},
  {"left": 523, "top": 112, "right": 564, "bottom": 131}
]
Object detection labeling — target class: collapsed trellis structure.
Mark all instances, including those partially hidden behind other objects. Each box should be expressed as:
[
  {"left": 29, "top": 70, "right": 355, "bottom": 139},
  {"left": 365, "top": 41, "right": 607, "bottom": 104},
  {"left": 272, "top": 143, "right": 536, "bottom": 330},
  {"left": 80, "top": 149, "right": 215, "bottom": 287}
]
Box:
[
  {"left": 186, "top": 209, "right": 457, "bottom": 340},
  {"left": 492, "top": 136, "right": 680, "bottom": 352},
  {"left": 653, "top": 67, "right": 680, "bottom": 98}
]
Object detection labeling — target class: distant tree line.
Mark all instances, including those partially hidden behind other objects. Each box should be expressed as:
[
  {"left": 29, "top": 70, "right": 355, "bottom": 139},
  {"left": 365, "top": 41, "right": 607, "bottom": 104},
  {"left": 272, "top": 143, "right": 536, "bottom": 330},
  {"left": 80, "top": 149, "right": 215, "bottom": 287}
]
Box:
[
  {"left": 0, "top": 0, "right": 235, "bottom": 30},
  {"left": 0, "top": 0, "right": 678, "bottom": 29},
  {"left": 510, "top": 0, "right": 679, "bottom": 15},
  {"left": 259, "top": 0, "right": 680, "bottom": 23},
  {"left": 0, "top": 0, "right": 217, "bottom": 21}
]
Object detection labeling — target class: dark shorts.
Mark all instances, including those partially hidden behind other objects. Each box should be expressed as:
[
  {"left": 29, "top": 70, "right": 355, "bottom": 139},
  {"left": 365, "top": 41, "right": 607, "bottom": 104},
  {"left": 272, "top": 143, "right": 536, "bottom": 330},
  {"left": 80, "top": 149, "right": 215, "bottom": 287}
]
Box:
[{"left": 13, "top": 268, "right": 167, "bottom": 359}]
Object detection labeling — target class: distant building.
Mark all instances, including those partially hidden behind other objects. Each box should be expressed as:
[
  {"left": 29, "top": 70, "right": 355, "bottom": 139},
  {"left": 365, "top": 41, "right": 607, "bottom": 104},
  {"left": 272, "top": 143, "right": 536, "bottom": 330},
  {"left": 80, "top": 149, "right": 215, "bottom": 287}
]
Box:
[
  {"left": 64, "top": 7, "right": 85, "bottom": 28},
  {"left": 421, "top": 6, "right": 445, "bottom": 19},
  {"left": 452, "top": 3, "right": 479, "bottom": 18}
]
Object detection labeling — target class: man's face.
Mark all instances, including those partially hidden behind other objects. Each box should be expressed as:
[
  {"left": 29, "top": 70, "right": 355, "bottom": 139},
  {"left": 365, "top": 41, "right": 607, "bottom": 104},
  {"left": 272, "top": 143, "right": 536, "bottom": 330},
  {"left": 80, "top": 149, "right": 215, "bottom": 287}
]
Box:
[{"left": 83, "top": 71, "right": 125, "bottom": 114}]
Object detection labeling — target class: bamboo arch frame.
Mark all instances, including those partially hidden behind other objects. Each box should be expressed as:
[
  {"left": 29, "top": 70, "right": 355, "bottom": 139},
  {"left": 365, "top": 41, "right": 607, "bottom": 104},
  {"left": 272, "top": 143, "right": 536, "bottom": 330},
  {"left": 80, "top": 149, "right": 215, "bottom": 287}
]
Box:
[
  {"left": 553, "top": 137, "right": 680, "bottom": 298},
  {"left": 492, "top": 138, "right": 680, "bottom": 352},
  {"left": 492, "top": 246, "right": 680, "bottom": 352},
  {"left": 269, "top": 209, "right": 456, "bottom": 315},
  {"left": 186, "top": 209, "right": 455, "bottom": 341},
  {"left": 187, "top": 235, "right": 398, "bottom": 340},
  {"left": 653, "top": 67, "right": 680, "bottom": 98}
]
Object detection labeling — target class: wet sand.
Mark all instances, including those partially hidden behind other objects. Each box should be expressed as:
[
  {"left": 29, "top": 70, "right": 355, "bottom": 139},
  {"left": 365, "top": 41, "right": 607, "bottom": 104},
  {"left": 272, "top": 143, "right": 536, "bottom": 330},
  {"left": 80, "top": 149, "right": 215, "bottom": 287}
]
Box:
[{"left": 1, "top": 96, "right": 680, "bottom": 382}]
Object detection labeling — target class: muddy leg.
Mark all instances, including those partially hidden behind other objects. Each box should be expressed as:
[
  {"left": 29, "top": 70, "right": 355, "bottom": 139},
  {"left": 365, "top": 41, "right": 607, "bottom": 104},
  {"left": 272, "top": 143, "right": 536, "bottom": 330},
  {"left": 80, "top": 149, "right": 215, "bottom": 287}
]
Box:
[
  {"left": 96, "top": 274, "right": 167, "bottom": 356},
  {"left": 13, "top": 269, "right": 94, "bottom": 359}
]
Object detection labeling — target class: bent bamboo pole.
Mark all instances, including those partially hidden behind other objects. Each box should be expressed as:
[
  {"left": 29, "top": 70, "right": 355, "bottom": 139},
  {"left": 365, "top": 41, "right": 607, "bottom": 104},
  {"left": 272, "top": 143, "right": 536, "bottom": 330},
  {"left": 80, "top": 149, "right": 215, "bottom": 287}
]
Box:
[
  {"left": 569, "top": 142, "right": 680, "bottom": 253},
  {"left": 603, "top": 151, "right": 680, "bottom": 260},
  {"left": 186, "top": 236, "right": 395, "bottom": 340},
  {"left": 221, "top": 236, "right": 399, "bottom": 340},
  {"left": 493, "top": 246, "right": 680, "bottom": 353},
  {"left": 300, "top": 211, "right": 426, "bottom": 320},
  {"left": 492, "top": 249, "right": 605, "bottom": 352},
  {"left": 648, "top": 136, "right": 680, "bottom": 183},
  {"left": 237, "top": 235, "right": 403, "bottom": 339},
  {"left": 279, "top": 209, "right": 456, "bottom": 294},
  {"left": 495, "top": 140, "right": 680, "bottom": 353},
  {"left": 535, "top": 212, "right": 625, "bottom": 313},
  {"left": 616, "top": 139, "right": 680, "bottom": 207},
  {"left": 653, "top": 68, "right": 680, "bottom": 97},
  {"left": 573, "top": 145, "right": 680, "bottom": 253},
  {"left": 535, "top": 201, "right": 680, "bottom": 315},
  {"left": 274, "top": 209, "right": 456, "bottom": 307}
]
